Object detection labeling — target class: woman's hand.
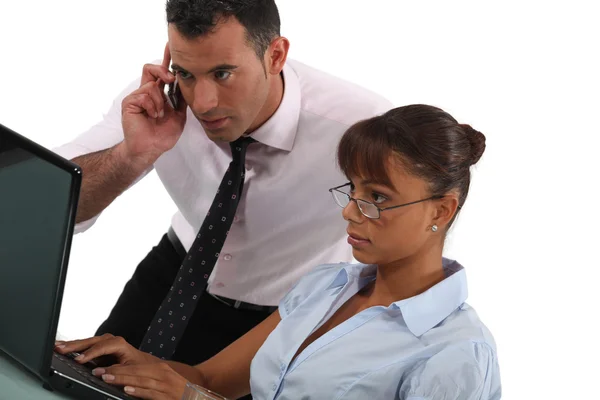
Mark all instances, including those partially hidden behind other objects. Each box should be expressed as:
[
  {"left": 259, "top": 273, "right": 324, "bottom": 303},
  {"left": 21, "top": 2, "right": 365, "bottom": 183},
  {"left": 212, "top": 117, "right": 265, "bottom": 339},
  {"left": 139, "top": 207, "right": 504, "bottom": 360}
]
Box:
[
  {"left": 92, "top": 363, "right": 188, "bottom": 400},
  {"left": 55, "top": 333, "right": 157, "bottom": 367}
]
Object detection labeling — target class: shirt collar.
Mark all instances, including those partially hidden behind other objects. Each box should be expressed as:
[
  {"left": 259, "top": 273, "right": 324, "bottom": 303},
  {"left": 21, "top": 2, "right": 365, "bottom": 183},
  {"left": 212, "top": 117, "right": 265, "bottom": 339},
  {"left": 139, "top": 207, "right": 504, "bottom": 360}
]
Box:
[
  {"left": 248, "top": 63, "right": 301, "bottom": 152},
  {"left": 396, "top": 258, "right": 468, "bottom": 337},
  {"left": 327, "top": 258, "right": 468, "bottom": 337},
  {"left": 327, "top": 263, "right": 376, "bottom": 289}
]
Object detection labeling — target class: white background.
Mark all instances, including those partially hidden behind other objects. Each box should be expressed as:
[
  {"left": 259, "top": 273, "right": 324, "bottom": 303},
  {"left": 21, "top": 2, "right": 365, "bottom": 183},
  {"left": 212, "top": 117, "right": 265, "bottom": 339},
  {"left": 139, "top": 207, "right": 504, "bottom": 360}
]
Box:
[{"left": 1, "top": 0, "right": 599, "bottom": 398}]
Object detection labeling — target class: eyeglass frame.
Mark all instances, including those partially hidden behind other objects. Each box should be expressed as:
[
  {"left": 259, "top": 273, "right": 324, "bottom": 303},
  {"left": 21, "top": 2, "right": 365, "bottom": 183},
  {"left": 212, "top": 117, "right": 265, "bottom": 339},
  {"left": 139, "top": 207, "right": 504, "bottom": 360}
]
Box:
[{"left": 328, "top": 182, "right": 446, "bottom": 220}]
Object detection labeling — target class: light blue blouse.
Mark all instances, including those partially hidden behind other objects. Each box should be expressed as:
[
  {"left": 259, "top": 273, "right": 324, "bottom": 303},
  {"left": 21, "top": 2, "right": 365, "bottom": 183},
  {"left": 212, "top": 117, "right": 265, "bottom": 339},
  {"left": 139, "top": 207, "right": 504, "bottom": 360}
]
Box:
[{"left": 250, "top": 258, "right": 501, "bottom": 399}]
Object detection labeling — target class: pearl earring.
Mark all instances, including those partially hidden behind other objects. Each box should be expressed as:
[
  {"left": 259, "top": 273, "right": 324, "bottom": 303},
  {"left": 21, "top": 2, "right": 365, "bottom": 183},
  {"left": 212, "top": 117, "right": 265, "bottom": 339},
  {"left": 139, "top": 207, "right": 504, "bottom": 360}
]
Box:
[{"left": 431, "top": 225, "right": 438, "bottom": 232}]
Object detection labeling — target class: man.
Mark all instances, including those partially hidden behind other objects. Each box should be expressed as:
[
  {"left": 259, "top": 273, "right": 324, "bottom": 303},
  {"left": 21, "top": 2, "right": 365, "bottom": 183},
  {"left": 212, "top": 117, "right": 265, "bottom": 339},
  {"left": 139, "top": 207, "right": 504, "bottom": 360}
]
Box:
[{"left": 54, "top": 0, "right": 392, "bottom": 369}]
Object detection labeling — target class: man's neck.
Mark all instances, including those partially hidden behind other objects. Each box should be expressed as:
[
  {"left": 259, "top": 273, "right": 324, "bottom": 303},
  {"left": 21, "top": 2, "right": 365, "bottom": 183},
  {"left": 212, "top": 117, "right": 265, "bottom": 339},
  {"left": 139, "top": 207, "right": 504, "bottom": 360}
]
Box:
[{"left": 246, "top": 72, "right": 285, "bottom": 134}]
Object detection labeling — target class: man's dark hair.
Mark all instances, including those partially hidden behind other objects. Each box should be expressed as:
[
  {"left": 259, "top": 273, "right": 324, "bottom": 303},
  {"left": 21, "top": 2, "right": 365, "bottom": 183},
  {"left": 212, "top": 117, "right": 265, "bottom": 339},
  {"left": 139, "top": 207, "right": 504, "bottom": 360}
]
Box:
[{"left": 166, "top": 0, "right": 281, "bottom": 59}]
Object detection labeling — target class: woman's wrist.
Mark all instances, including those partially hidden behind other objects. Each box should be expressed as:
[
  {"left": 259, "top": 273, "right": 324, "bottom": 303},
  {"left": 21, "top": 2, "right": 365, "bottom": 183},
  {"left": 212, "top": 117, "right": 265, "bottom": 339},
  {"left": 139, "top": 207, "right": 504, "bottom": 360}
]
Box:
[{"left": 166, "top": 361, "right": 208, "bottom": 387}]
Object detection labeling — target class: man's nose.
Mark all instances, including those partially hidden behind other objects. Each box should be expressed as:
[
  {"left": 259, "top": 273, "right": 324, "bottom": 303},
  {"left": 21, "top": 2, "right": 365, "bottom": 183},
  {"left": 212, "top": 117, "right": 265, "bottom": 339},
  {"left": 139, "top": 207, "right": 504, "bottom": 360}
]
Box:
[{"left": 191, "top": 80, "right": 219, "bottom": 115}]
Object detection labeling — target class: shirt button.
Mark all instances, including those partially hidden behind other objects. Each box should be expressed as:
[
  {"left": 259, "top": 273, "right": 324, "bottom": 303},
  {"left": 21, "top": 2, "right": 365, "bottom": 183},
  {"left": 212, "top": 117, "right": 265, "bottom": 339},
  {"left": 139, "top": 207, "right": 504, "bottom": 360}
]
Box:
[
  {"left": 223, "top": 254, "right": 232, "bottom": 261},
  {"left": 272, "top": 383, "right": 277, "bottom": 391}
]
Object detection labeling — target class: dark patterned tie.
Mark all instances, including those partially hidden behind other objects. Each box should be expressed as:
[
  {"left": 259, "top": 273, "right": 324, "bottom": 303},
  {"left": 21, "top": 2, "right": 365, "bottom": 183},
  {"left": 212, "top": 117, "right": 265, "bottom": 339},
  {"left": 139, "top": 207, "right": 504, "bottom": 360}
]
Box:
[{"left": 139, "top": 136, "right": 255, "bottom": 359}]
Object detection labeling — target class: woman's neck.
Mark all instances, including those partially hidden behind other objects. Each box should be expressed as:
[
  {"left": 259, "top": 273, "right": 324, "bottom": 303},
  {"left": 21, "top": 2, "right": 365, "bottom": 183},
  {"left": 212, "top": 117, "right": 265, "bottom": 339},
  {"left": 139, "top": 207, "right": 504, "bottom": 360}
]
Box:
[{"left": 364, "top": 246, "right": 446, "bottom": 306}]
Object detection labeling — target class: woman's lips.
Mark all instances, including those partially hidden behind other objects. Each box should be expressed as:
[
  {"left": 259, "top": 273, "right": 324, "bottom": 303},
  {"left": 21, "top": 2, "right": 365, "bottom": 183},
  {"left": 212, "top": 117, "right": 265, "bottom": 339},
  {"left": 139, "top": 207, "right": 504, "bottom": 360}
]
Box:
[{"left": 347, "top": 232, "right": 370, "bottom": 247}]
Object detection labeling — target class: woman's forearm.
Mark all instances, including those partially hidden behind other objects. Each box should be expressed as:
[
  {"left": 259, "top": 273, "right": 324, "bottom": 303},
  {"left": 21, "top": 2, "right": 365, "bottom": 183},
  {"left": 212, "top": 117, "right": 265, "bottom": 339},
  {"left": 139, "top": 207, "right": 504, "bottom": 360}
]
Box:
[
  {"left": 188, "top": 311, "right": 282, "bottom": 398},
  {"left": 166, "top": 360, "right": 206, "bottom": 385}
]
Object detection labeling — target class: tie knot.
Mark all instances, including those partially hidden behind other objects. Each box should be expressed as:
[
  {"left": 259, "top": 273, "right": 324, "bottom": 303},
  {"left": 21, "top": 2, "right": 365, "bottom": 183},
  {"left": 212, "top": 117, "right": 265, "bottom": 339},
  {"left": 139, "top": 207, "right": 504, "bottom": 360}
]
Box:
[
  {"left": 230, "top": 136, "right": 255, "bottom": 163},
  {"left": 230, "top": 136, "right": 255, "bottom": 152}
]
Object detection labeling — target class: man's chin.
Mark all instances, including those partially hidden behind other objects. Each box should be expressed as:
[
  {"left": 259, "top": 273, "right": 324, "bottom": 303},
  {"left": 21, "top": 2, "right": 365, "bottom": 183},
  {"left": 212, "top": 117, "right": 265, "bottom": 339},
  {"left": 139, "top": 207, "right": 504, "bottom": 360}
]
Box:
[
  {"left": 203, "top": 128, "right": 244, "bottom": 143},
  {"left": 196, "top": 118, "right": 245, "bottom": 142}
]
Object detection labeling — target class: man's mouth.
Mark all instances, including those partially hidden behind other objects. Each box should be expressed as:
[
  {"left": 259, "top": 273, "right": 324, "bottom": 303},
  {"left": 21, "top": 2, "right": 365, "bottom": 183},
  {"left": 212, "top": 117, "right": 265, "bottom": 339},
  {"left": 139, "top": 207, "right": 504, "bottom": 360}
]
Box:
[{"left": 199, "top": 117, "right": 229, "bottom": 130}]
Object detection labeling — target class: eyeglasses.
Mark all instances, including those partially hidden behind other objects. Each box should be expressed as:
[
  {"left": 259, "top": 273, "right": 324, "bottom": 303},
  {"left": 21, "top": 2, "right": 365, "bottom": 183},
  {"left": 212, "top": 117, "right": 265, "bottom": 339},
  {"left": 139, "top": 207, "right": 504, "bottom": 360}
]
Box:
[{"left": 328, "top": 182, "right": 444, "bottom": 219}]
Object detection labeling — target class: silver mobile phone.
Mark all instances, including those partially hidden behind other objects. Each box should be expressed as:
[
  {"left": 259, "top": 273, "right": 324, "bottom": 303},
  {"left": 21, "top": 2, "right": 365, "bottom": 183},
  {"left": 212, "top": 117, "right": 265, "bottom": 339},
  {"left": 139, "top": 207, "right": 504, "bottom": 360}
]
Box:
[{"left": 165, "top": 75, "right": 181, "bottom": 109}]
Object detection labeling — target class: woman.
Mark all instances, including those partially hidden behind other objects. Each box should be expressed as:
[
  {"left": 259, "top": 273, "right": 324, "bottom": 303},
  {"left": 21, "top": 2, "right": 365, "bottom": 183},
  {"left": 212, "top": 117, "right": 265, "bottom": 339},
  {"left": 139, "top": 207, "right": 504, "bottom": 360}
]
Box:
[{"left": 56, "top": 104, "right": 501, "bottom": 399}]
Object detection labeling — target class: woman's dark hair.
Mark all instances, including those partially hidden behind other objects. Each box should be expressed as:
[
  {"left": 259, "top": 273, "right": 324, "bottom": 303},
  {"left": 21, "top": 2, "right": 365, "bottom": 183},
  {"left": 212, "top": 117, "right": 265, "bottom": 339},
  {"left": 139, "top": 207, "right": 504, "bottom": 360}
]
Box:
[
  {"left": 166, "top": 0, "right": 281, "bottom": 59},
  {"left": 337, "top": 104, "right": 486, "bottom": 226}
]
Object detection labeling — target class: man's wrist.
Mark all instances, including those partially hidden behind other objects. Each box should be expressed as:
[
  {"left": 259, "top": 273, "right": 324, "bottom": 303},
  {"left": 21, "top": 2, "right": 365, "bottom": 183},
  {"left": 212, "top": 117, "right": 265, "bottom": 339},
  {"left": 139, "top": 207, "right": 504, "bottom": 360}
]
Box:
[{"left": 114, "top": 141, "right": 158, "bottom": 172}]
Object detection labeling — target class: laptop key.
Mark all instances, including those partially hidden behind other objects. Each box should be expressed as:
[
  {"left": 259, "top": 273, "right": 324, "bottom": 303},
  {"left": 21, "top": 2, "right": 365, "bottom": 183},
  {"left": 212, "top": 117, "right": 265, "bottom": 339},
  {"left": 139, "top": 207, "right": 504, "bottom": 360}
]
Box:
[{"left": 54, "top": 352, "right": 128, "bottom": 397}]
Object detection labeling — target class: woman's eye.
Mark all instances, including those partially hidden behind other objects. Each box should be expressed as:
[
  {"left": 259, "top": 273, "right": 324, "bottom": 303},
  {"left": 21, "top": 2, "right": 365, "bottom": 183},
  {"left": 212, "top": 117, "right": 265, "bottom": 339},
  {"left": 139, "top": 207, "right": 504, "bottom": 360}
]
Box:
[
  {"left": 372, "top": 193, "right": 387, "bottom": 204},
  {"left": 215, "top": 71, "right": 231, "bottom": 80}
]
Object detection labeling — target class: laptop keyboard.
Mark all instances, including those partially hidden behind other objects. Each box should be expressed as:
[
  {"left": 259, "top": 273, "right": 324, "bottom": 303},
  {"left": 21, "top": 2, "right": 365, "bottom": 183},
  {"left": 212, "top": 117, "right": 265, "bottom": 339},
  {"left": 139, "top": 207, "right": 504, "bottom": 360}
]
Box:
[{"left": 53, "top": 352, "right": 129, "bottom": 397}]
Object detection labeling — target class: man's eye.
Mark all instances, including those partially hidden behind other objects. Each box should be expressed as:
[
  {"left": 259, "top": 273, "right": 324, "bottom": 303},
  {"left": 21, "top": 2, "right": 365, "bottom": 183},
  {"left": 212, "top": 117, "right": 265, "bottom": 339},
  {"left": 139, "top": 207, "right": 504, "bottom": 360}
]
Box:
[
  {"left": 215, "top": 71, "right": 231, "bottom": 80},
  {"left": 177, "top": 71, "right": 192, "bottom": 80}
]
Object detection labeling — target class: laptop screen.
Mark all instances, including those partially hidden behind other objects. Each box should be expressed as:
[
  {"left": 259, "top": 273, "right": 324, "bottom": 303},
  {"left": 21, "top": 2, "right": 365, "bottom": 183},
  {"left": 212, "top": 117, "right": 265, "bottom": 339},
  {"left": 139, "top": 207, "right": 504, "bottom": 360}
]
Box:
[{"left": 0, "top": 127, "right": 78, "bottom": 376}]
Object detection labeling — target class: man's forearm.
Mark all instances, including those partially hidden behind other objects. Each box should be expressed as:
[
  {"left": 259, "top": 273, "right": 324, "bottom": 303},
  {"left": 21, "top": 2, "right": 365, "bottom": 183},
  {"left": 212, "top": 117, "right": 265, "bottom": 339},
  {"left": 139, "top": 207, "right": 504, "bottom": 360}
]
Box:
[{"left": 72, "top": 142, "right": 154, "bottom": 224}]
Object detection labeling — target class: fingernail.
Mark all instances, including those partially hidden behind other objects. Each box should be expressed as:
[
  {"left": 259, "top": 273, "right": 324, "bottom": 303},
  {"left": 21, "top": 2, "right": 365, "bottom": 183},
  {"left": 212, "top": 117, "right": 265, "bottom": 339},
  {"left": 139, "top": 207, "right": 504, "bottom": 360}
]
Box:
[
  {"left": 55, "top": 341, "right": 64, "bottom": 345},
  {"left": 55, "top": 344, "right": 66, "bottom": 349},
  {"left": 74, "top": 354, "right": 84, "bottom": 361},
  {"left": 102, "top": 374, "right": 115, "bottom": 382},
  {"left": 154, "top": 112, "right": 158, "bottom": 118},
  {"left": 159, "top": 110, "right": 165, "bottom": 118},
  {"left": 92, "top": 368, "right": 105, "bottom": 376},
  {"left": 124, "top": 387, "right": 135, "bottom": 393}
]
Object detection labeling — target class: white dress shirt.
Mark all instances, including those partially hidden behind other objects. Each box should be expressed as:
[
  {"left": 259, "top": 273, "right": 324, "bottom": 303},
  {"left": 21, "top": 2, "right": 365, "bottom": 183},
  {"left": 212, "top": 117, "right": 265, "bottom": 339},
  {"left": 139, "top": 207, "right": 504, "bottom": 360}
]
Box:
[{"left": 52, "top": 59, "right": 394, "bottom": 305}]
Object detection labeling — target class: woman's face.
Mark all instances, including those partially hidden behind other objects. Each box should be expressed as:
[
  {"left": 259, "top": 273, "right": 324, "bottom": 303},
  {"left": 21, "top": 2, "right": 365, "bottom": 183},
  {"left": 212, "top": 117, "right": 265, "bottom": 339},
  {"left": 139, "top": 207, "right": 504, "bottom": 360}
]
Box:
[{"left": 342, "top": 157, "right": 453, "bottom": 266}]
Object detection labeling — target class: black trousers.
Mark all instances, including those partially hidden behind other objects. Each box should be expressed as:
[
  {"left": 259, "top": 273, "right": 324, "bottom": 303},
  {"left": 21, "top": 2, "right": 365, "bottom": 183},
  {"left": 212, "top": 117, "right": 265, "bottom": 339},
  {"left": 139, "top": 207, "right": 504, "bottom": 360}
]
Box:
[{"left": 96, "top": 233, "right": 273, "bottom": 397}]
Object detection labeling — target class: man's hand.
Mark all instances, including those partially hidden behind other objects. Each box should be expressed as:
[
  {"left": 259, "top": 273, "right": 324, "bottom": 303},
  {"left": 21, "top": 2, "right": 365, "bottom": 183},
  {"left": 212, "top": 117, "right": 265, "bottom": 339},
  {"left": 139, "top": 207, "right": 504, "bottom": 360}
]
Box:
[
  {"left": 121, "top": 43, "right": 188, "bottom": 164},
  {"left": 92, "top": 363, "right": 189, "bottom": 400},
  {"left": 55, "top": 333, "right": 156, "bottom": 367}
]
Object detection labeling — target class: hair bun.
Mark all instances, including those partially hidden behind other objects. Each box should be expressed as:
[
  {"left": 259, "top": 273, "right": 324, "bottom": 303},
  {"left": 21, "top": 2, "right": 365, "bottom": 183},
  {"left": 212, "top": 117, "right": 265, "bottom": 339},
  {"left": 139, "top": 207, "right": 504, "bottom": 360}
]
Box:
[{"left": 460, "top": 124, "right": 486, "bottom": 165}]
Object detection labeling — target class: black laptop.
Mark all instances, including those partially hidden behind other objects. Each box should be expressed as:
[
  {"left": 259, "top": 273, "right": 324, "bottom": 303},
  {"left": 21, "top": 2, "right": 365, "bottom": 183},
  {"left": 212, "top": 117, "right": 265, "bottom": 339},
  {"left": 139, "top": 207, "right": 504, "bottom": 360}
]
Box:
[{"left": 0, "top": 123, "right": 134, "bottom": 400}]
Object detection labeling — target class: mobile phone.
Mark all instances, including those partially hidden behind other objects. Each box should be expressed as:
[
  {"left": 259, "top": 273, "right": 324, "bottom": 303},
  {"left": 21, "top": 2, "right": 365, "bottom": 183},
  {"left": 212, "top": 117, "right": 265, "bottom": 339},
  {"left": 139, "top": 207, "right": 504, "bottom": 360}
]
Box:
[{"left": 165, "top": 74, "right": 181, "bottom": 110}]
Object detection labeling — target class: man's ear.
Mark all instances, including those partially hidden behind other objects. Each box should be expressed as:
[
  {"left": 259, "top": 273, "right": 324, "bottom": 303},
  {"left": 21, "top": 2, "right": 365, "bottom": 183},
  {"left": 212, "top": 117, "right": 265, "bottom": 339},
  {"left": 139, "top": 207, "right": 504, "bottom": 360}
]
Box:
[{"left": 265, "top": 36, "right": 290, "bottom": 75}]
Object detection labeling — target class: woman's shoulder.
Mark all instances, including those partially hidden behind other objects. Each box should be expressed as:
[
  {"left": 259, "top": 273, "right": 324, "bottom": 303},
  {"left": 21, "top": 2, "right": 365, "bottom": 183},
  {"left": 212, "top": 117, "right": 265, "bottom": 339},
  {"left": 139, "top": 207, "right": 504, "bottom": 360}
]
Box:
[
  {"left": 439, "top": 302, "right": 498, "bottom": 352},
  {"left": 397, "top": 337, "right": 501, "bottom": 399}
]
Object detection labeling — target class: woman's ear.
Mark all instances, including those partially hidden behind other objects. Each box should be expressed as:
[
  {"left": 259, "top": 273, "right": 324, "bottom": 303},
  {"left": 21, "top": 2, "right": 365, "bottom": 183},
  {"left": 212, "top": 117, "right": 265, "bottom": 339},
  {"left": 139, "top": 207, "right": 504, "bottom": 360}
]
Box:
[{"left": 431, "top": 193, "right": 460, "bottom": 230}]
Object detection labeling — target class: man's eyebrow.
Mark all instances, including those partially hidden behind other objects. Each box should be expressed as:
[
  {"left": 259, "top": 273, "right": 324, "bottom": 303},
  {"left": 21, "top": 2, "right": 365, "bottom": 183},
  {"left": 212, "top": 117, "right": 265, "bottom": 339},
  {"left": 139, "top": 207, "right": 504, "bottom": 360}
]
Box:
[
  {"left": 170, "top": 64, "right": 187, "bottom": 73},
  {"left": 170, "top": 64, "right": 239, "bottom": 73},
  {"left": 207, "top": 64, "right": 238, "bottom": 73}
]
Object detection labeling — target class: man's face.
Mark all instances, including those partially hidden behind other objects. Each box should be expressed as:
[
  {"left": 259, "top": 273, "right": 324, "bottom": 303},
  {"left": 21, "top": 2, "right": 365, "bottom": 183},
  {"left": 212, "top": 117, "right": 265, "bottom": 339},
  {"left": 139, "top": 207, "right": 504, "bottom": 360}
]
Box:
[{"left": 168, "top": 19, "right": 272, "bottom": 142}]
